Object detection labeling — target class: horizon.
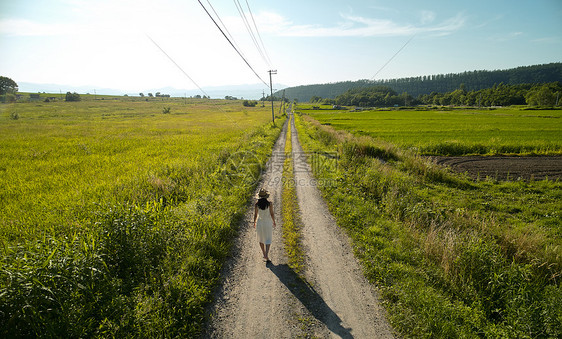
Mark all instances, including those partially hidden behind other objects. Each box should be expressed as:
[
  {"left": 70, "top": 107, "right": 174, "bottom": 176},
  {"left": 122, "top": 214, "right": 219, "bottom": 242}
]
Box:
[
  {"left": 15, "top": 61, "right": 560, "bottom": 98},
  {"left": 2, "top": 0, "right": 561, "bottom": 94}
]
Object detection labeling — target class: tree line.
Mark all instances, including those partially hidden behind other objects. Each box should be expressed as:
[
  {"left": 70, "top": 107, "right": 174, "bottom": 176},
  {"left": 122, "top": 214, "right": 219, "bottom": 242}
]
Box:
[
  {"left": 316, "top": 82, "right": 561, "bottom": 107},
  {"left": 279, "top": 62, "right": 562, "bottom": 103},
  {"left": 139, "top": 92, "right": 171, "bottom": 98}
]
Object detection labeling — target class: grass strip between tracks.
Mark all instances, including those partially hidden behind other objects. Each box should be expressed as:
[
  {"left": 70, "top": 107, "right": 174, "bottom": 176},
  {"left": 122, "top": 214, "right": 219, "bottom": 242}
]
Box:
[{"left": 281, "top": 117, "right": 305, "bottom": 274}]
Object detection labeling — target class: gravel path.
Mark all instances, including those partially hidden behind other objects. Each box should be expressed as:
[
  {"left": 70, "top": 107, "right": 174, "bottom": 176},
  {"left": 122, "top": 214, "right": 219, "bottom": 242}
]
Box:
[
  {"left": 203, "top": 112, "right": 394, "bottom": 338},
  {"left": 203, "top": 118, "right": 302, "bottom": 338},
  {"left": 290, "top": 114, "right": 394, "bottom": 338}
]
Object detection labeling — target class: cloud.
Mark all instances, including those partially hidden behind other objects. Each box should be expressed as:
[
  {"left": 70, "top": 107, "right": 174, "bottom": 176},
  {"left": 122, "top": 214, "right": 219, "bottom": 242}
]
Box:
[
  {"left": 532, "top": 36, "right": 561, "bottom": 44},
  {"left": 423, "top": 13, "right": 466, "bottom": 36},
  {"left": 0, "top": 18, "right": 75, "bottom": 37},
  {"left": 488, "top": 31, "right": 524, "bottom": 42},
  {"left": 0, "top": 0, "right": 202, "bottom": 38},
  {"left": 258, "top": 11, "right": 465, "bottom": 38},
  {"left": 420, "top": 10, "right": 436, "bottom": 24},
  {"left": 367, "top": 6, "right": 400, "bottom": 15}
]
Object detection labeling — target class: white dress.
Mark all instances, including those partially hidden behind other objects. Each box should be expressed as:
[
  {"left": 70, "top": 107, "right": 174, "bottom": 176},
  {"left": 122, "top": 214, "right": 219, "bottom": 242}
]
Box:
[{"left": 256, "top": 207, "right": 273, "bottom": 244}]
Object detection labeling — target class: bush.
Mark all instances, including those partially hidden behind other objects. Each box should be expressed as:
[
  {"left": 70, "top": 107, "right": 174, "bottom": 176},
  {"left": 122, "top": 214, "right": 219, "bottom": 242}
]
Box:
[
  {"left": 242, "top": 100, "right": 258, "bottom": 107},
  {"left": 65, "top": 92, "right": 81, "bottom": 102},
  {"left": 2, "top": 93, "right": 16, "bottom": 103}
]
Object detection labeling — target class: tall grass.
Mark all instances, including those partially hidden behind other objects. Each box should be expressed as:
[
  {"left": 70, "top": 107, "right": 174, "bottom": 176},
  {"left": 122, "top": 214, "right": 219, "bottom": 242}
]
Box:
[
  {"left": 0, "top": 98, "right": 285, "bottom": 337},
  {"left": 294, "top": 112, "right": 561, "bottom": 338}
]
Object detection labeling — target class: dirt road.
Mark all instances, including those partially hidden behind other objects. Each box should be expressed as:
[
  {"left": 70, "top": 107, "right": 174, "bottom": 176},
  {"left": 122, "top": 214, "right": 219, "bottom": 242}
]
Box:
[{"left": 203, "top": 113, "right": 393, "bottom": 338}]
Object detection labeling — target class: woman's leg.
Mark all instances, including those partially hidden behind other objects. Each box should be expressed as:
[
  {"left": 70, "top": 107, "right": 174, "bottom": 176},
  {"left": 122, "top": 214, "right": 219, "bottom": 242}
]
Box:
[
  {"left": 259, "top": 242, "right": 266, "bottom": 258},
  {"left": 264, "top": 244, "right": 271, "bottom": 260}
]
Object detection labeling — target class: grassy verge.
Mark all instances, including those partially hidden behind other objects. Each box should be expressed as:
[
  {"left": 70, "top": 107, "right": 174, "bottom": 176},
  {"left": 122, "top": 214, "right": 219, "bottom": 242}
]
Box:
[
  {"left": 294, "top": 111, "right": 561, "bottom": 338},
  {"left": 281, "top": 117, "right": 305, "bottom": 274},
  {"left": 0, "top": 98, "right": 286, "bottom": 337}
]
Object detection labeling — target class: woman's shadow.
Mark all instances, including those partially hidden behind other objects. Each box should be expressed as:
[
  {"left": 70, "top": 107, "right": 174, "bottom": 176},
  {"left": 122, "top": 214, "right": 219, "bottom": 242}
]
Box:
[{"left": 266, "top": 261, "right": 353, "bottom": 338}]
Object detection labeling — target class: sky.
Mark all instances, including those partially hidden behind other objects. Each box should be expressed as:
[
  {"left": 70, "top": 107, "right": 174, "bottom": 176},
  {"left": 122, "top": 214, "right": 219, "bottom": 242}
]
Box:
[{"left": 1, "top": 0, "right": 561, "bottom": 94}]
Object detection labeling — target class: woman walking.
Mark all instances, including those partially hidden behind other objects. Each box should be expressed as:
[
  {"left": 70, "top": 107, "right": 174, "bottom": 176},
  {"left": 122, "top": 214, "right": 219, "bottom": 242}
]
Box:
[{"left": 253, "top": 188, "right": 276, "bottom": 262}]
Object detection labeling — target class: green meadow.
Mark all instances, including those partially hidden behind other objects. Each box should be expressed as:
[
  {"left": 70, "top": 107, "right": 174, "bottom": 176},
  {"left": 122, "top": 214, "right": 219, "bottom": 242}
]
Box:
[
  {"left": 294, "top": 105, "right": 561, "bottom": 338},
  {"left": 1, "top": 96, "right": 284, "bottom": 337},
  {"left": 304, "top": 105, "right": 562, "bottom": 155}
]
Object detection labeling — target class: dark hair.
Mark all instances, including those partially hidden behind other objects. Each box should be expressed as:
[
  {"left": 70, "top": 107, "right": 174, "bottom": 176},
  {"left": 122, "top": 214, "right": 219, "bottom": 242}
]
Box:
[{"left": 256, "top": 197, "right": 270, "bottom": 210}]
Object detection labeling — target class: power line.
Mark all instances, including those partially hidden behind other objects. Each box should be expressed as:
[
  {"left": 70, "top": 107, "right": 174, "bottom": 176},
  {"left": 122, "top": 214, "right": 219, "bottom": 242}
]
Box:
[
  {"left": 146, "top": 34, "right": 210, "bottom": 98},
  {"left": 233, "top": 0, "right": 265, "bottom": 66},
  {"left": 147, "top": 34, "right": 250, "bottom": 131},
  {"left": 371, "top": 35, "right": 415, "bottom": 80},
  {"left": 233, "top": 0, "right": 271, "bottom": 68},
  {"left": 197, "top": 0, "right": 269, "bottom": 88},
  {"left": 205, "top": 0, "right": 246, "bottom": 62},
  {"left": 245, "top": 0, "right": 272, "bottom": 67}
]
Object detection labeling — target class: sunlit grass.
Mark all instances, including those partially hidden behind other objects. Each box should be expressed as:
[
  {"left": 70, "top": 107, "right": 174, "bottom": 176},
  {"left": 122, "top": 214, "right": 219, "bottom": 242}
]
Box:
[
  {"left": 0, "top": 99, "right": 271, "bottom": 239},
  {"left": 294, "top": 111, "right": 562, "bottom": 338},
  {"left": 305, "top": 106, "right": 562, "bottom": 155},
  {"left": 0, "top": 97, "right": 285, "bottom": 337}
]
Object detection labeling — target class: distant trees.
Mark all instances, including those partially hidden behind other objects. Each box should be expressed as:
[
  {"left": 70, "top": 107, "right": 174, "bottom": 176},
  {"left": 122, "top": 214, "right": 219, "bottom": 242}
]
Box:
[
  {"left": 334, "top": 86, "right": 414, "bottom": 107},
  {"left": 525, "top": 84, "right": 558, "bottom": 106},
  {"left": 329, "top": 82, "right": 561, "bottom": 108},
  {"left": 0, "top": 76, "right": 18, "bottom": 95},
  {"left": 278, "top": 62, "right": 562, "bottom": 103},
  {"left": 310, "top": 96, "right": 323, "bottom": 103},
  {"left": 260, "top": 95, "right": 289, "bottom": 103},
  {"left": 65, "top": 92, "right": 81, "bottom": 102},
  {"left": 138, "top": 92, "right": 172, "bottom": 98},
  {"left": 417, "top": 82, "right": 561, "bottom": 107}
]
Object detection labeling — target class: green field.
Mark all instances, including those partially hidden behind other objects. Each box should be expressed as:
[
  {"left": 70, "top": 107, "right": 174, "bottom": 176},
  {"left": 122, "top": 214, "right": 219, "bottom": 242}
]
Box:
[
  {"left": 0, "top": 96, "right": 284, "bottom": 337},
  {"left": 2, "top": 95, "right": 561, "bottom": 337},
  {"left": 304, "top": 105, "right": 562, "bottom": 155},
  {"left": 294, "top": 107, "right": 561, "bottom": 338}
]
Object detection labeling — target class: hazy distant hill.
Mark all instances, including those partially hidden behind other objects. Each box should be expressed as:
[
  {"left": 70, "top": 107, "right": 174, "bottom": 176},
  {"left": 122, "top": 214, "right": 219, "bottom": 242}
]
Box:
[
  {"left": 277, "top": 62, "right": 562, "bottom": 102},
  {"left": 17, "top": 82, "right": 284, "bottom": 100}
]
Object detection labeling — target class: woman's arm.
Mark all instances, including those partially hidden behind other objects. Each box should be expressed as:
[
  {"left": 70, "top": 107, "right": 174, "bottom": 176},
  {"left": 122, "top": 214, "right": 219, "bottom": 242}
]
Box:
[
  {"left": 269, "top": 204, "right": 276, "bottom": 227},
  {"left": 253, "top": 205, "right": 258, "bottom": 228}
]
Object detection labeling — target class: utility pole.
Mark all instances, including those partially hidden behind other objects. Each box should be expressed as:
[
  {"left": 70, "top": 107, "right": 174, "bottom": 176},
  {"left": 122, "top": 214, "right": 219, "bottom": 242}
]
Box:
[
  {"left": 262, "top": 90, "right": 265, "bottom": 107},
  {"left": 268, "top": 70, "right": 277, "bottom": 123}
]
